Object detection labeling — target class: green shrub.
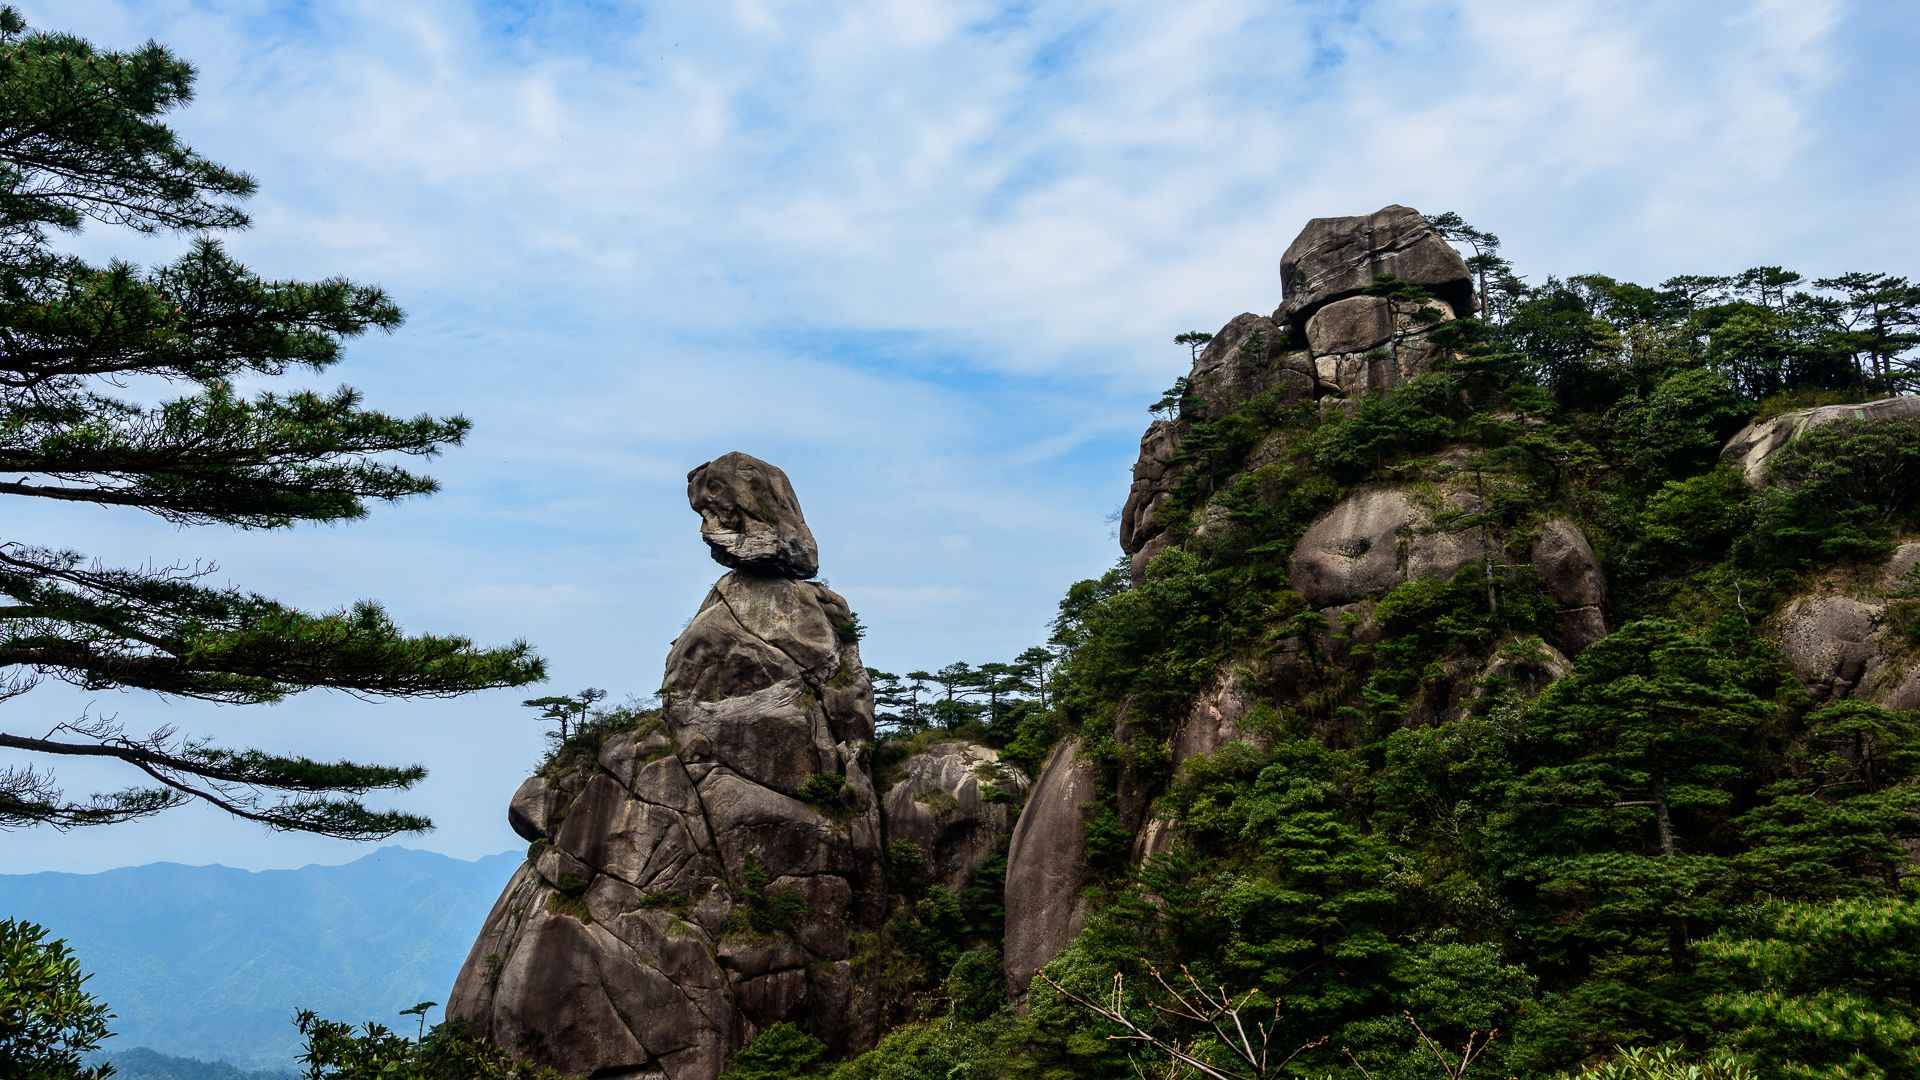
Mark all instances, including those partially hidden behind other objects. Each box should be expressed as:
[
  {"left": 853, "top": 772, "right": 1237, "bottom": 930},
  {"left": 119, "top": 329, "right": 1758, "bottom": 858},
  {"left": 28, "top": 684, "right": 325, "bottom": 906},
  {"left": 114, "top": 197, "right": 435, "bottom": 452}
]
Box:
[
  {"left": 798, "top": 772, "right": 852, "bottom": 807},
  {"left": 293, "top": 1011, "right": 571, "bottom": 1079},
  {"left": 0, "top": 919, "right": 114, "bottom": 1080},
  {"left": 1554, "top": 1045, "right": 1758, "bottom": 1080},
  {"left": 1613, "top": 367, "right": 1751, "bottom": 481},
  {"left": 1740, "top": 417, "right": 1920, "bottom": 572},
  {"left": 1702, "top": 894, "right": 1920, "bottom": 1078},
  {"left": 943, "top": 947, "right": 1004, "bottom": 1021},
  {"left": 1309, "top": 373, "right": 1468, "bottom": 481},
  {"left": 720, "top": 1023, "right": 827, "bottom": 1080}
]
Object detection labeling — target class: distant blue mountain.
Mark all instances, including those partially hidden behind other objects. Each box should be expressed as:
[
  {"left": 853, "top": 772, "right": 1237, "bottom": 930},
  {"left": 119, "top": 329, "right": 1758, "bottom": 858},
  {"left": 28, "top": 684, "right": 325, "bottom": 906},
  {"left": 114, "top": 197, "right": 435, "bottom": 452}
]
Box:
[
  {"left": 0, "top": 846, "right": 519, "bottom": 1072},
  {"left": 102, "top": 1046, "right": 295, "bottom": 1080}
]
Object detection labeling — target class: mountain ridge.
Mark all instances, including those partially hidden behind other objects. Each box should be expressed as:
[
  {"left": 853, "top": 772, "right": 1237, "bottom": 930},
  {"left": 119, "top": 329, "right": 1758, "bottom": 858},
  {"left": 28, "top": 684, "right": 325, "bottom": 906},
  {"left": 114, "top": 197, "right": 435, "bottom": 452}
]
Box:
[{"left": 0, "top": 845, "right": 519, "bottom": 1071}]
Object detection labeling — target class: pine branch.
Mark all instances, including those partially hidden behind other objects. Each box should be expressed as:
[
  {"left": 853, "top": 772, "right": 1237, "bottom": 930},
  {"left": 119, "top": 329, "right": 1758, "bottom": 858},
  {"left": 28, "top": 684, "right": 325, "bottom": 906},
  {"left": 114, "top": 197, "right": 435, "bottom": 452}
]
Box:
[{"left": 0, "top": 721, "right": 431, "bottom": 839}]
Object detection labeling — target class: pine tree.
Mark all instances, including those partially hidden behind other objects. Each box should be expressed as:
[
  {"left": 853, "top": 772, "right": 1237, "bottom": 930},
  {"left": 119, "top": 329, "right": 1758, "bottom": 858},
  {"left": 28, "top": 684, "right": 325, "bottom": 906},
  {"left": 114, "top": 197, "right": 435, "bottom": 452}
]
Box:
[
  {"left": 0, "top": 9, "right": 543, "bottom": 840},
  {"left": 1494, "top": 620, "right": 1776, "bottom": 1061}
]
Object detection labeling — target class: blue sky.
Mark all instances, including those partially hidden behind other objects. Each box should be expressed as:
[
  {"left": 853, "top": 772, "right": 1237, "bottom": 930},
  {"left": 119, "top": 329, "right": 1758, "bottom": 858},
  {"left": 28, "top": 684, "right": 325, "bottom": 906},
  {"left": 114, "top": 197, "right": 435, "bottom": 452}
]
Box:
[{"left": 8, "top": 0, "right": 1918, "bottom": 873}]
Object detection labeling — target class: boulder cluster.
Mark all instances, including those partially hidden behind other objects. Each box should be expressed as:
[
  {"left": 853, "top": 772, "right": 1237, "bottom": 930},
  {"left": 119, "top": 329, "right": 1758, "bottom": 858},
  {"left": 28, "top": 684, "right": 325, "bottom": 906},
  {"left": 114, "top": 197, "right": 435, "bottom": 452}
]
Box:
[{"left": 1121, "top": 205, "right": 1473, "bottom": 582}]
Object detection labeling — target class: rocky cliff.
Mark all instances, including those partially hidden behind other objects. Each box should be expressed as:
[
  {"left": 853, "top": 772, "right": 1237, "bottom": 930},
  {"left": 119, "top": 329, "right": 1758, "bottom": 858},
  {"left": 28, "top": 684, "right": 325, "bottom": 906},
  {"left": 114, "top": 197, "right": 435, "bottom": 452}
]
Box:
[
  {"left": 450, "top": 453, "right": 1022, "bottom": 1079},
  {"left": 449, "top": 454, "right": 882, "bottom": 1078}
]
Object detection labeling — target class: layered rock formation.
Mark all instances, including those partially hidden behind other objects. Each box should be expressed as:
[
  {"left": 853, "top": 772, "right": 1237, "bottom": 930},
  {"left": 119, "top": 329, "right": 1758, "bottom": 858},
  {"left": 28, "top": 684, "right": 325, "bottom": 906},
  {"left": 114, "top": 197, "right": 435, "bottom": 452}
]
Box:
[
  {"left": 449, "top": 454, "right": 883, "bottom": 1080},
  {"left": 1276, "top": 204, "right": 1475, "bottom": 325}
]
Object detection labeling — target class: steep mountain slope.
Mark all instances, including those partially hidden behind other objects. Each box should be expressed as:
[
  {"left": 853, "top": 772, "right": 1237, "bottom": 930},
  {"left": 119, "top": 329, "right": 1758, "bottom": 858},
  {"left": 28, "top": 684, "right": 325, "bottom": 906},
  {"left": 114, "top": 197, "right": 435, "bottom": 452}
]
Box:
[{"left": 0, "top": 847, "right": 518, "bottom": 1071}]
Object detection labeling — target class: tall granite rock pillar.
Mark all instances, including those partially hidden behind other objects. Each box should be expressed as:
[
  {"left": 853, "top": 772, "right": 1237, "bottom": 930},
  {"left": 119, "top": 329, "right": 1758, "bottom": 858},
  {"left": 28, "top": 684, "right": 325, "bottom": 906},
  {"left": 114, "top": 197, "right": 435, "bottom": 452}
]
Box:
[{"left": 448, "top": 452, "right": 884, "bottom": 1080}]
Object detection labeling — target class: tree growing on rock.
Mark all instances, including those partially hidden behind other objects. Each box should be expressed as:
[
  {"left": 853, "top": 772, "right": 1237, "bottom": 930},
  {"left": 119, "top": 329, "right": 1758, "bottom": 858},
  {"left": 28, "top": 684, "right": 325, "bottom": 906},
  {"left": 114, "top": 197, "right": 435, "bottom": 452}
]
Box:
[
  {"left": 0, "top": 8, "right": 543, "bottom": 839},
  {"left": 1150, "top": 375, "right": 1191, "bottom": 422},
  {"left": 1427, "top": 211, "right": 1520, "bottom": 321},
  {"left": 1174, "top": 331, "right": 1214, "bottom": 360},
  {"left": 521, "top": 689, "right": 606, "bottom": 748}
]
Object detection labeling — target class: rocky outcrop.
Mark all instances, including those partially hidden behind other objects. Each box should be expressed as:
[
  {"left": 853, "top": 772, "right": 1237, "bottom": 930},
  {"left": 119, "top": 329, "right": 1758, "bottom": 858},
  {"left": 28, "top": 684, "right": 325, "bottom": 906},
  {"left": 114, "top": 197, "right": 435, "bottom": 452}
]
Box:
[
  {"left": 1002, "top": 736, "right": 1098, "bottom": 997},
  {"left": 1288, "top": 486, "right": 1490, "bottom": 607},
  {"left": 1118, "top": 207, "right": 1475, "bottom": 586},
  {"left": 1531, "top": 518, "right": 1609, "bottom": 655},
  {"left": 1774, "top": 541, "right": 1920, "bottom": 711},
  {"left": 1722, "top": 397, "right": 1920, "bottom": 486},
  {"left": 689, "top": 452, "right": 821, "bottom": 578},
  {"left": 1306, "top": 296, "right": 1455, "bottom": 399},
  {"left": 450, "top": 454, "right": 882, "bottom": 1080},
  {"left": 1276, "top": 204, "right": 1473, "bottom": 326},
  {"left": 1184, "top": 313, "right": 1316, "bottom": 421},
  {"left": 1285, "top": 484, "right": 1608, "bottom": 658},
  {"left": 1119, "top": 420, "right": 1182, "bottom": 584},
  {"left": 883, "top": 742, "right": 1028, "bottom": 894}
]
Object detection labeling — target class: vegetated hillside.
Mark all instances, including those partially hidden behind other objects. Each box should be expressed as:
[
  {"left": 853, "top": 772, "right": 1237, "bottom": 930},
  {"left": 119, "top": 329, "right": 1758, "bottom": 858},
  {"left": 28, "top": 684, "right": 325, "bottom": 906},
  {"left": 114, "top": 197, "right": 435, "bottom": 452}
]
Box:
[
  {"left": 696, "top": 209, "right": 1920, "bottom": 1079},
  {"left": 0, "top": 847, "right": 518, "bottom": 1071}
]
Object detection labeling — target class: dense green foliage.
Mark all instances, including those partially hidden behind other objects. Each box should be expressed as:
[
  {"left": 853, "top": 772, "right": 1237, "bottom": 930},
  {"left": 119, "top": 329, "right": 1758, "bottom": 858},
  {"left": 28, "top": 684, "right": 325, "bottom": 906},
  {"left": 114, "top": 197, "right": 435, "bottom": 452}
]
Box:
[
  {"left": 0, "top": 7, "right": 542, "bottom": 838},
  {"left": 0, "top": 919, "right": 114, "bottom": 1080}
]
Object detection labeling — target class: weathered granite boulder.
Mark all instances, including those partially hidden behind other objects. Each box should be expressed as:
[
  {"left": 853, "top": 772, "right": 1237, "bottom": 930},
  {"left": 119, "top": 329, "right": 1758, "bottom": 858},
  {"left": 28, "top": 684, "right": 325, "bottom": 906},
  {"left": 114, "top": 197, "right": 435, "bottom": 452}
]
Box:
[
  {"left": 1722, "top": 397, "right": 1920, "bottom": 486},
  {"left": 689, "top": 451, "right": 820, "bottom": 578},
  {"left": 1531, "top": 518, "right": 1609, "bottom": 655},
  {"left": 1306, "top": 296, "right": 1455, "bottom": 398},
  {"left": 1288, "top": 486, "right": 1490, "bottom": 607},
  {"left": 1184, "top": 313, "right": 1315, "bottom": 420},
  {"left": 882, "top": 742, "right": 1028, "bottom": 894},
  {"left": 1305, "top": 295, "right": 1452, "bottom": 357},
  {"left": 1003, "top": 736, "right": 1099, "bottom": 997},
  {"left": 1774, "top": 542, "right": 1920, "bottom": 711},
  {"left": 1276, "top": 205, "right": 1472, "bottom": 327},
  {"left": 450, "top": 456, "right": 882, "bottom": 1080}
]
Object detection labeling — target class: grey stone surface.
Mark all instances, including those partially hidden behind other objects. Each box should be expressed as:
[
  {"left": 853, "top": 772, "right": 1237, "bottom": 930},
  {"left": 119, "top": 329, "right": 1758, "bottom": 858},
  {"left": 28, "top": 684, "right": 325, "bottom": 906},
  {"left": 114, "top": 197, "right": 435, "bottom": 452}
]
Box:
[
  {"left": 688, "top": 452, "right": 821, "bottom": 578},
  {"left": 1722, "top": 397, "right": 1920, "bottom": 486},
  {"left": 1772, "top": 543, "right": 1920, "bottom": 712},
  {"left": 1287, "top": 486, "right": 1489, "bottom": 607},
  {"left": 1002, "top": 736, "right": 1098, "bottom": 997},
  {"left": 883, "top": 741, "right": 1028, "bottom": 893},
  {"left": 1276, "top": 204, "right": 1472, "bottom": 326},
  {"left": 1777, "top": 592, "right": 1886, "bottom": 702},
  {"left": 1530, "top": 518, "right": 1609, "bottom": 655}
]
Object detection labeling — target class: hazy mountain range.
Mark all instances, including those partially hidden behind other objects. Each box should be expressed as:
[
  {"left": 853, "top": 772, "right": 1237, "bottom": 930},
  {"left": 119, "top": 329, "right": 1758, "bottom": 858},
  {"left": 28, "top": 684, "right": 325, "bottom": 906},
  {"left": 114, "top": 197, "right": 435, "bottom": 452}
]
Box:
[{"left": 0, "top": 846, "right": 519, "bottom": 1072}]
